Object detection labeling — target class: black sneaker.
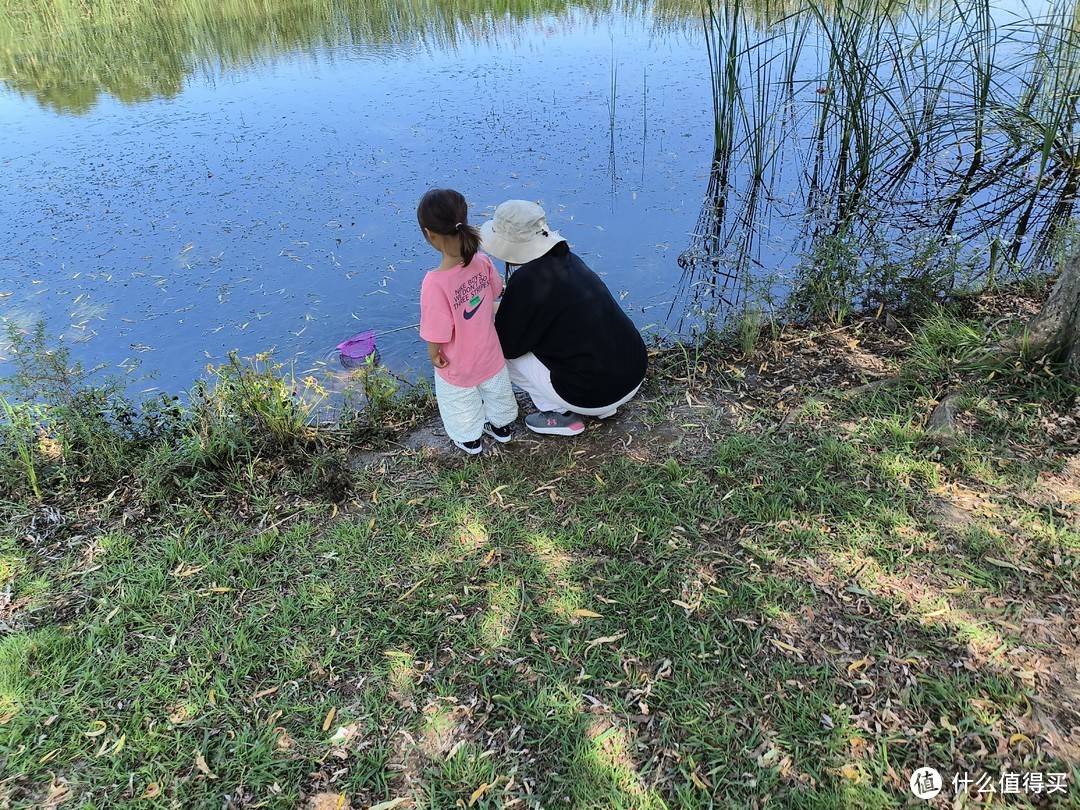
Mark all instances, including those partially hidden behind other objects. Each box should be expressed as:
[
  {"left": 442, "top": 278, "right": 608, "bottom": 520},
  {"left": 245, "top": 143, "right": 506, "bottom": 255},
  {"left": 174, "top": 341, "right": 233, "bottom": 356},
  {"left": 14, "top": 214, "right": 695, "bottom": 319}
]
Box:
[
  {"left": 483, "top": 422, "right": 513, "bottom": 443},
  {"left": 453, "top": 437, "right": 483, "bottom": 455}
]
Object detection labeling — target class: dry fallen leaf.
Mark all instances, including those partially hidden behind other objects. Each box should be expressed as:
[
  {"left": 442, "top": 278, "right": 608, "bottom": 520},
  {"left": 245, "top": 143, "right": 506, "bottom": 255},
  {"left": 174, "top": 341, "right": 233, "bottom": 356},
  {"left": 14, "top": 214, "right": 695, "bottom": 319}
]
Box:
[
  {"left": 44, "top": 778, "right": 70, "bottom": 807},
  {"left": 1009, "top": 732, "right": 1034, "bottom": 751},
  {"left": 585, "top": 631, "right": 626, "bottom": 651},
  {"left": 769, "top": 638, "right": 804, "bottom": 655},
  {"left": 468, "top": 783, "right": 493, "bottom": 806},
  {"left": 275, "top": 727, "right": 295, "bottom": 749},
  {"left": 398, "top": 579, "right": 426, "bottom": 601},
  {"left": 171, "top": 563, "right": 206, "bottom": 578},
  {"left": 847, "top": 657, "right": 873, "bottom": 674},
  {"left": 367, "top": 799, "right": 411, "bottom": 810},
  {"left": 141, "top": 783, "right": 161, "bottom": 799},
  {"left": 572, "top": 609, "right": 603, "bottom": 618},
  {"left": 321, "top": 706, "right": 337, "bottom": 732},
  {"left": 194, "top": 751, "right": 218, "bottom": 779},
  {"left": 758, "top": 747, "right": 780, "bottom": 768}
]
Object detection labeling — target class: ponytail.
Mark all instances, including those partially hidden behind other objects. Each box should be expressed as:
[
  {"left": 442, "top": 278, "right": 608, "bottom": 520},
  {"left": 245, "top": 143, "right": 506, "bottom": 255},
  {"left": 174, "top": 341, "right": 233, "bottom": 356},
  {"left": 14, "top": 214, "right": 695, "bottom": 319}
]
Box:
[
  {"left": 455, "top": 221, "right": 481, "bottom": 267},
  {"left": 417, "top": 188, "right": 481, "bottom": 266}
]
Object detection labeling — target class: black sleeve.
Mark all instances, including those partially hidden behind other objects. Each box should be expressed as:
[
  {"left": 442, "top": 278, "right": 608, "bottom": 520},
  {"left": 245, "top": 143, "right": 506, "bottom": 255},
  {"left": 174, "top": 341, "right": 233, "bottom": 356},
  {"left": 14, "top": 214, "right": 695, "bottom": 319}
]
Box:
[{"left": 494, "top": 269, "right": 542, "bottom": 359}]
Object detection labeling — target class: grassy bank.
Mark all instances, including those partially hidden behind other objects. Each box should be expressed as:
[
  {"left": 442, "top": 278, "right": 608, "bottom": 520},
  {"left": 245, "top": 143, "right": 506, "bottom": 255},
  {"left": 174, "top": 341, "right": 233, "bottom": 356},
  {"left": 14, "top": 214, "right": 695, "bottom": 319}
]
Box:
[{"left": 1, "top": 293, "right": 1079, "bottom": 809}]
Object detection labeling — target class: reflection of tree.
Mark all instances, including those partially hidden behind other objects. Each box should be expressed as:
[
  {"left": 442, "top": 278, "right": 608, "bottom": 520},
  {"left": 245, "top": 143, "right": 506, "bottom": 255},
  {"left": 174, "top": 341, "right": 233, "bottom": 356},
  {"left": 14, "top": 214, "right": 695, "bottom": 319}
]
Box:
[
  {"left": 7, "top": 39, "right": 186, "bottom": 115},
  {"left": 0, "top": 0, "right": 678, "bottom": 114}
]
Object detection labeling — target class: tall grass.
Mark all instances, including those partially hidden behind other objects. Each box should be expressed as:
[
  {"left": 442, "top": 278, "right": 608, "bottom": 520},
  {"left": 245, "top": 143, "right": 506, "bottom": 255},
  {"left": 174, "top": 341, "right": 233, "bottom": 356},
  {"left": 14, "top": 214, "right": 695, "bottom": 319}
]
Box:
[
  {"left": 0, "top": 394, "right": 41, "bottom": 500},
  {"left": 687, "top": 0, "right": 1080, "bottom": 324},
  {"left": 0, "top": 324, "right": 416, "bottom": 507},
  {"left": 674, "top": 0, "right": 806, "bottom": 330},
  {"left": 994, "top": 1, "right": 1080, "bottom": 265}
]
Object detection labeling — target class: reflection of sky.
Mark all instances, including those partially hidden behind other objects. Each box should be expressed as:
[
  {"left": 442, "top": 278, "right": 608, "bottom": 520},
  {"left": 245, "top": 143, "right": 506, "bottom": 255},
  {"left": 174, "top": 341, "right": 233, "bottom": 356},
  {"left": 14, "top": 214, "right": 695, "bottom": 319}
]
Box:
[
  {"left": 3, "top": 0, "right": 1070, "bottom": 395},
  {"left": 989, "top": 0, "right": 1056, "bottom": 19},
  {"left": 0, "top": 10, "right": 713, "bottom": 392}
]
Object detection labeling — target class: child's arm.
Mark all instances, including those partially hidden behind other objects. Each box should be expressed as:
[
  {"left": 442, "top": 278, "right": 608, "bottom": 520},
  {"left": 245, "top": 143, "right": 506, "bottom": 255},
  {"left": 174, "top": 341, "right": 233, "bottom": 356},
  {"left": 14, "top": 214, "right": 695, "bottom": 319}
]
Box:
[{"left": 427, "top": 341, "right": 449, "bottom": 368}]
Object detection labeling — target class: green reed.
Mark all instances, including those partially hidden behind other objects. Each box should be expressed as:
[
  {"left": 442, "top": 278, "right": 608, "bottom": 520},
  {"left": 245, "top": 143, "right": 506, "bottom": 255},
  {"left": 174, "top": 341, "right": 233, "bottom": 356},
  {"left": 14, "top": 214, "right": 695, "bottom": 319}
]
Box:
[
  {"left": 997, "top": 2, "right": 1080, "bottom": 264},
  {"left": 675, "top": 0, "right": 806, "bottom": 324},
  {"left": 689, "top": 0, "right": 1080, "bottom": 323}
]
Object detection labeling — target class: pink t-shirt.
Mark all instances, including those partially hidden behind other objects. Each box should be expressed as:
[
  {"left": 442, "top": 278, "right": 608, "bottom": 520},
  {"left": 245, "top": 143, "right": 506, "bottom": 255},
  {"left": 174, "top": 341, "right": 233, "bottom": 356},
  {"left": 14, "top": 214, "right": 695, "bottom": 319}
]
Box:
[{"left": 419, "top": 252, "right": 506, "bottom": 388}]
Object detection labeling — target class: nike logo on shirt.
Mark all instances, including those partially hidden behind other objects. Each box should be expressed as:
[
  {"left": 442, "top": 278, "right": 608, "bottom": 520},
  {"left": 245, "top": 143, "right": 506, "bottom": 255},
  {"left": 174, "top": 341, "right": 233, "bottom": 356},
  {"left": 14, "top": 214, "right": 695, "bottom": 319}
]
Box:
[{"left": 462, "top": 295, "right": 483, "bottom": 320}]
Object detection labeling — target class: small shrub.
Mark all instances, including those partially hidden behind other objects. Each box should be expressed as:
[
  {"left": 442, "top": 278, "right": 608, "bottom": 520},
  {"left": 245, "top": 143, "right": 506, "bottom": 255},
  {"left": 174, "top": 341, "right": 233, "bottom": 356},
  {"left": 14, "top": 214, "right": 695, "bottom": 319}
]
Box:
[
  {"left": 1, "top": 323, "right": 185, "bottom": 491},
  {"left": 185, "top": 351, "right": 326, "bottom": 466}
]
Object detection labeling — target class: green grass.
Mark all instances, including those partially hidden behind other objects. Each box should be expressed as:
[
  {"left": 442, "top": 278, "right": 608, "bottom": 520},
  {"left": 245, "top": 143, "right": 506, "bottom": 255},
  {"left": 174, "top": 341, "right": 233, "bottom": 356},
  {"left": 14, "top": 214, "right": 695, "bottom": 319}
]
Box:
[{"left": 2, "top": 309, "right": 1080, "bottom": 808}]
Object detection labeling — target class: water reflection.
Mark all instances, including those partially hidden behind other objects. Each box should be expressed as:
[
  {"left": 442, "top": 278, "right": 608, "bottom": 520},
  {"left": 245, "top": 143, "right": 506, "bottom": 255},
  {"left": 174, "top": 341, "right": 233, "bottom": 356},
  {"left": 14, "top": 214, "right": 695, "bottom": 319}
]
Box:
[
  {"left": 674, "top": 0, "right": 1079, "bottom": 331},
  {"left": 3, "top": 0, "right": 1076, "bottom": 397},
  {"left": 0, "top": 0, "right": 688, "bottom": 114},
  {"left": 1, "top": 1, "right": 714, "bottom": 393}
]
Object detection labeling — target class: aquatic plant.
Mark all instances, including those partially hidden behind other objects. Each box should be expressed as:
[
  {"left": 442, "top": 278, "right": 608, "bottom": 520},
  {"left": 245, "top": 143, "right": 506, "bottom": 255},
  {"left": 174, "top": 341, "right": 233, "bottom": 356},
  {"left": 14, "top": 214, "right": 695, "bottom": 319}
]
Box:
[
  {"left": 684, "top": 0, "right": 1080, "bottom": 325},
  {"left": 0, "top": 322, "right": 182, "bottom": 491},
  {"left": 0, "top": 322, "right": 424, "bottom": 509}
]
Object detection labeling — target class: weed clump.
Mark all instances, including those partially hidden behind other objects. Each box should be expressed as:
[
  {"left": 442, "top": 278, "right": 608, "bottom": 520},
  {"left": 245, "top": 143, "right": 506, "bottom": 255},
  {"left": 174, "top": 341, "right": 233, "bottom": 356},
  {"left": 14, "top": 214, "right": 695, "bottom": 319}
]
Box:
[{"left": 0, "top": 323, "right": 424, "bottom": 508}]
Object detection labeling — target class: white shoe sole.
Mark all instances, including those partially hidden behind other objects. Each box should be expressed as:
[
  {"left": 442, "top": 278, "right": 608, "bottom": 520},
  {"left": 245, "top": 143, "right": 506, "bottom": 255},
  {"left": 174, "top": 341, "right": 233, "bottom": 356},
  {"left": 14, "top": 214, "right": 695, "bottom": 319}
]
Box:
[{"left": 525, "top": 420, "right": 584, "bottom": 436}]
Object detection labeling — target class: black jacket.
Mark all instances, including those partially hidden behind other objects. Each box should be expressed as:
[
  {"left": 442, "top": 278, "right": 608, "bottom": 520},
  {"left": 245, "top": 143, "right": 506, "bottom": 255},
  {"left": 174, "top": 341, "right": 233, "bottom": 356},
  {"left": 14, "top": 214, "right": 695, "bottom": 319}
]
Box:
[{"left": 494, "top": 249, "right": 647, "bottom": 408}]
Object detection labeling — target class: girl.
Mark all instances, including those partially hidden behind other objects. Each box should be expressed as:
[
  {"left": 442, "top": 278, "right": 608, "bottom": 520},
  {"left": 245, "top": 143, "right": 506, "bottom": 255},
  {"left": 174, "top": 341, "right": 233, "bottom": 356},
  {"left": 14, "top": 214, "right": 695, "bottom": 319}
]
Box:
[{"left": 417, "top": 188, "right": 518, "bottom": 454}]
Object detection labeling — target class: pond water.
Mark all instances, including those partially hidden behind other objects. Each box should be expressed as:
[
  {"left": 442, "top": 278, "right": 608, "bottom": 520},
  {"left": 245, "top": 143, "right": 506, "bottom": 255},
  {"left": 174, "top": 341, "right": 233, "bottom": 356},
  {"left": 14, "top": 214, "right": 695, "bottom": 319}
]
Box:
[
  {"left": 1, "top": 3, "right": 714, "bottom": 395},
  {"left": 2, "top": 0, "right": 1075, "bottom": 398}
]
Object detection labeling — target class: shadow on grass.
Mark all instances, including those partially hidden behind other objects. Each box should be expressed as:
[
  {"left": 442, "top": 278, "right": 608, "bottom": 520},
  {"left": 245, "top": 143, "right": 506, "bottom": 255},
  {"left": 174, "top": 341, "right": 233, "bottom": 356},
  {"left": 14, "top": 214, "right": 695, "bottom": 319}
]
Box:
[{"left": 1, "top": 351, "right": 1078, "bottom": 808}]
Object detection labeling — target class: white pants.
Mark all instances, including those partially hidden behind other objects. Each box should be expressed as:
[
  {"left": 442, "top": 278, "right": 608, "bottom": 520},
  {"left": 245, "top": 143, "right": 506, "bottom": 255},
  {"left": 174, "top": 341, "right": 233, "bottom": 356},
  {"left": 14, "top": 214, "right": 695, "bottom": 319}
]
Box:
[
  {"left": 433, "top": 366, "right": 519, "bottom": 443},
  {"left": 505, "top": 353, "right": 641, "bottom": 416}
]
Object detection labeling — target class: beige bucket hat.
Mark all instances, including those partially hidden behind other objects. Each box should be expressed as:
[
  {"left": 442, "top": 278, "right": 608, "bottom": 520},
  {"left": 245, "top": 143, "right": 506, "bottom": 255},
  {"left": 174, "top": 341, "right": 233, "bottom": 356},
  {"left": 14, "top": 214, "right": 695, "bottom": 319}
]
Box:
[{"left": 479, "top": 200, "right": 565, "bottom": 265}]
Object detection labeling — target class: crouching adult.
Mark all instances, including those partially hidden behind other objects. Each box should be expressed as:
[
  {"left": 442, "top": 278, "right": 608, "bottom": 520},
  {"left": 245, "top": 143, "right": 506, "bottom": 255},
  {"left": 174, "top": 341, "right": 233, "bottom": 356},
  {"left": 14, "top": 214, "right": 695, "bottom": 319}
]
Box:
[{"left": 479, "top": 199, "right": 647, "bottom": 436}]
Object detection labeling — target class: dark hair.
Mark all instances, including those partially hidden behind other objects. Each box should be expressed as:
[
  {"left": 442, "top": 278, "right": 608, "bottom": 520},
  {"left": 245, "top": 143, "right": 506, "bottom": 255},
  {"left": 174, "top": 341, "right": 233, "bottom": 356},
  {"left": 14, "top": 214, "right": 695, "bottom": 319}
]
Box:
[{"left": 416, "top": 188, "right": 481, "bottom": 266}]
